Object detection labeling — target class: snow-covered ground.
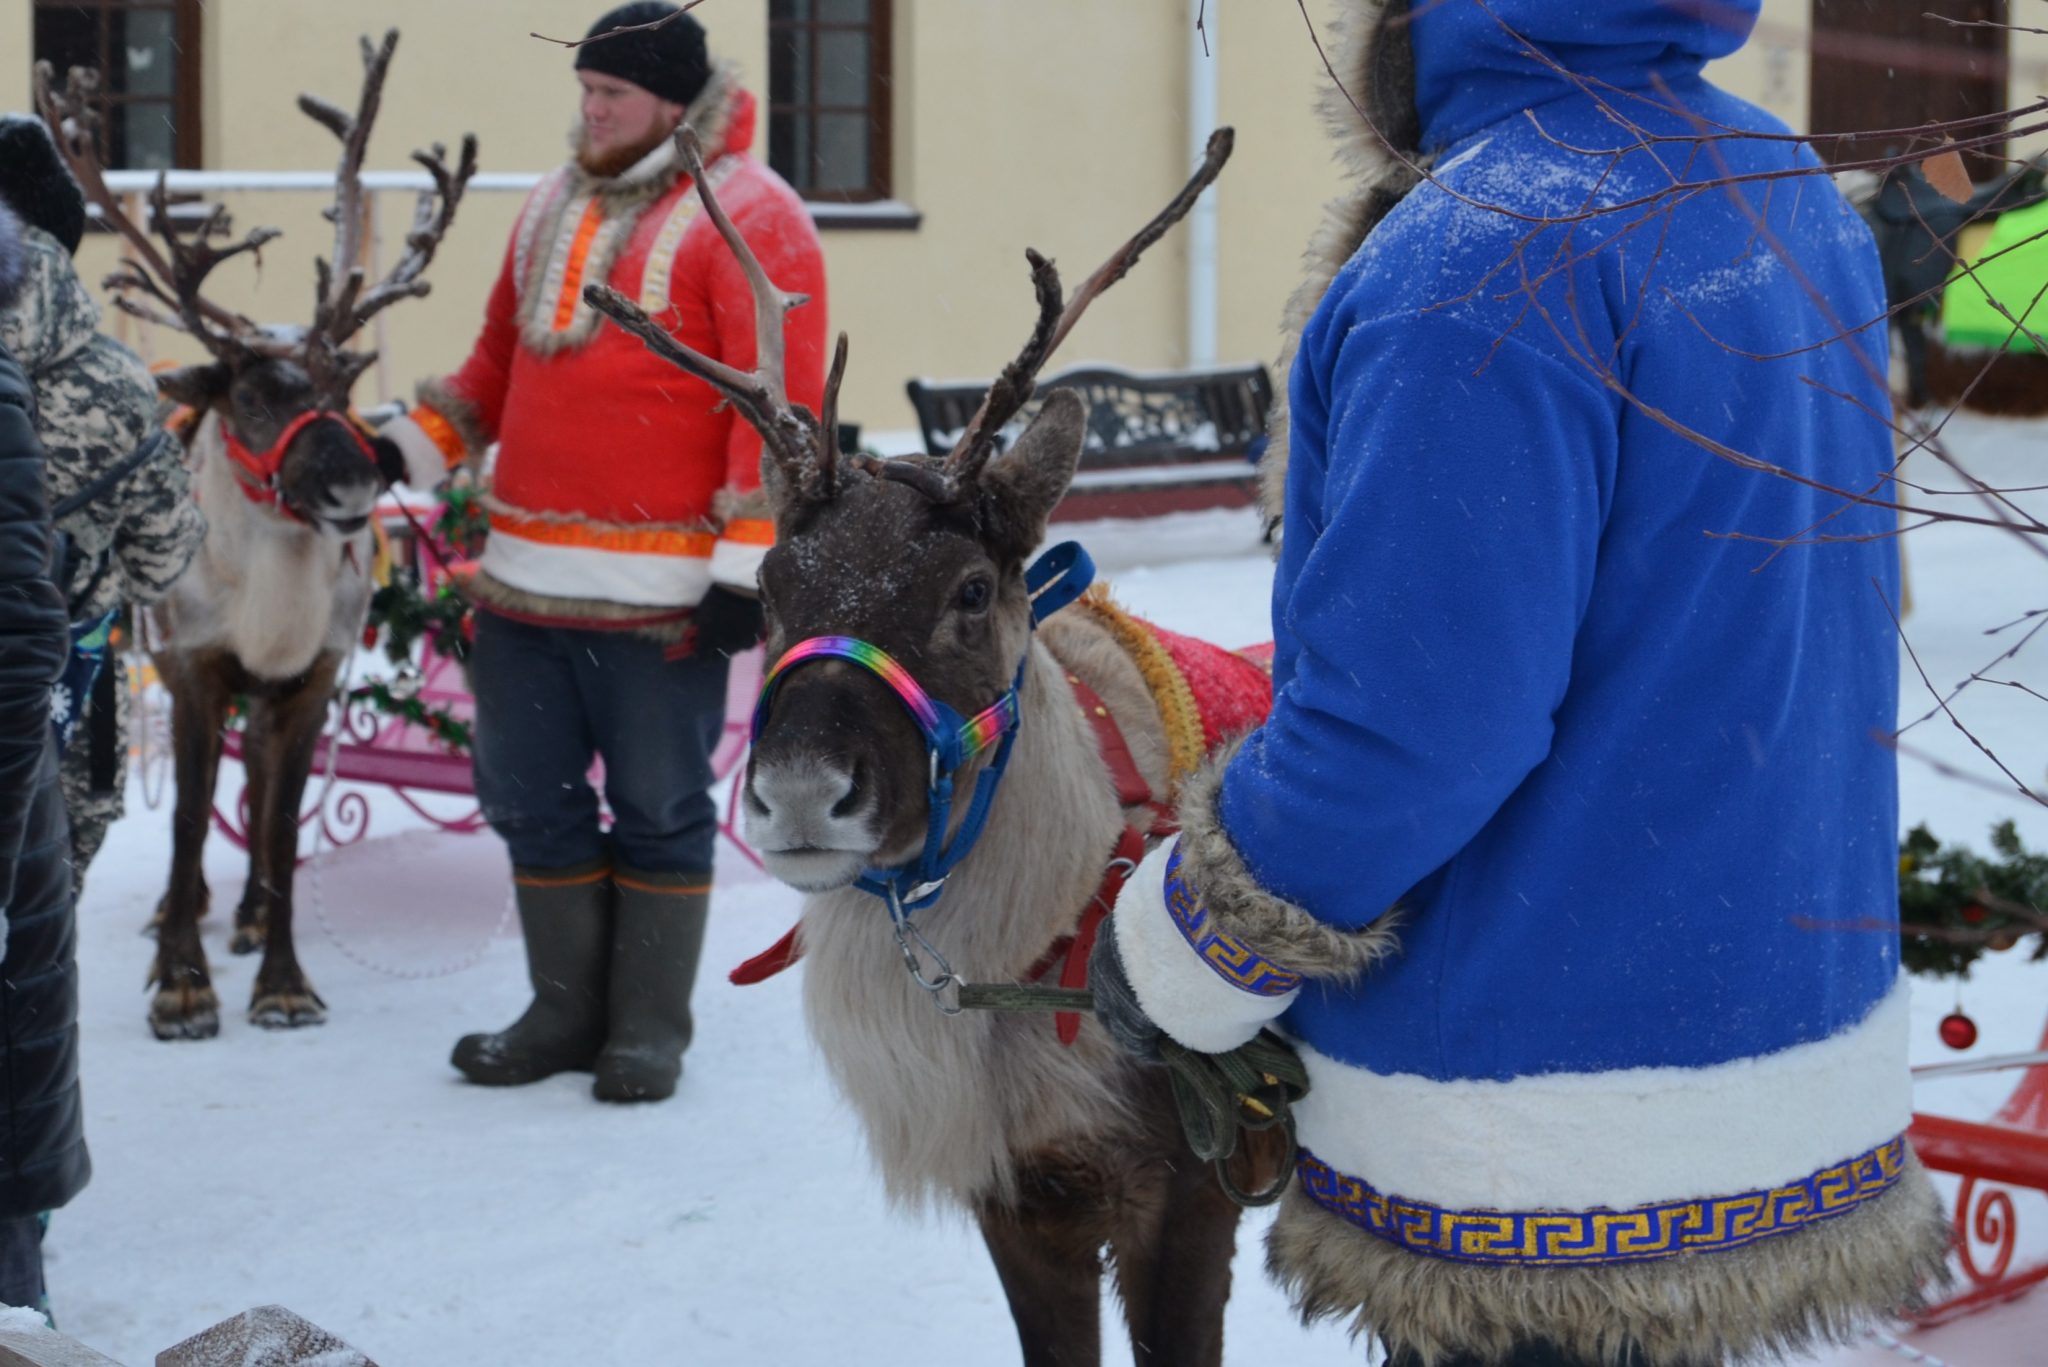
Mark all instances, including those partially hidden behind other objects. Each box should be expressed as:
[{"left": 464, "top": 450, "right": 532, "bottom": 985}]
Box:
[{"left": 41, "top": 417, "right": 2048, "bottom": 1365}]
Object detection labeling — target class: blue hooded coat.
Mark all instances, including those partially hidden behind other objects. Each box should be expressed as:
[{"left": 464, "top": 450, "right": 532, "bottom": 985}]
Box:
[{"left": 1104, "top": 2, "right": 1949, "bottom": 1358}]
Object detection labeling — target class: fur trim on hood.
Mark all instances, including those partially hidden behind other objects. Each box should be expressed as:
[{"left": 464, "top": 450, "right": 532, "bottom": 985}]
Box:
[
  {"left": 0, "top": 201, "right": 27, "bottom": 313},
  {"left": 1263, "top": 0, "right": 1423, "bottom": 532},
  {"left": 516, "top": 59, "right": 744, "bottom": 356}
]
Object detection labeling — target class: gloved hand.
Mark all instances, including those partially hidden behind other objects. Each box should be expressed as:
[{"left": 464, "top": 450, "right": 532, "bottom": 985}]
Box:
[
  {"left": 689, "top": 586, "right": 765, "bottom": 658},
  {"left": 367, "top": 408, "right": 449, "bottom": 490},
  {"left": 1088, "top": 923, "right": 1165, "bottom": 1062},
  {"left": 369, "top": 434, "right": 408, "bottom": 488}
]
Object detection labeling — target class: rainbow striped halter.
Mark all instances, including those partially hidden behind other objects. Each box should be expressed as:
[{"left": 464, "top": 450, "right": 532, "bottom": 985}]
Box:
[{"left": 751, "top": 542, "right": 1094, "bottom": 913}]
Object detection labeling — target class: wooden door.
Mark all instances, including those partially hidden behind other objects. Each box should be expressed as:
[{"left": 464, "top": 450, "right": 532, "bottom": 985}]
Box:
[{"left": 1810, "top": 0, "right": 2009, "bottom": 169}]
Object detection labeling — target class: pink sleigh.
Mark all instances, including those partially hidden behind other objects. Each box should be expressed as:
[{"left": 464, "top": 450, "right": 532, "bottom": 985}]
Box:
[{"left": 136, "top": 495, "right": 762, "bottom": 867}]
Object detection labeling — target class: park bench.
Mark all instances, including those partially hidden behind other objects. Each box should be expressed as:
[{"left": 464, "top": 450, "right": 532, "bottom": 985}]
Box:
[{"left": 905, "top": 362, "right": 1272, "bottom": 522}]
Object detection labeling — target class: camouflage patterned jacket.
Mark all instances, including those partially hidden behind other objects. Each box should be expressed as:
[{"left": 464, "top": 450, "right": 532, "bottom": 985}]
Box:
[{"left": 0, "top": 223, "right": 203, "bottom": 622}]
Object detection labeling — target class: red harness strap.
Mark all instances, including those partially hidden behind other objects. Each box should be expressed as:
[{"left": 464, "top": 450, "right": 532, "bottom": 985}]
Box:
[
  {"left": 1022, "top": 824, "right": 1150, "bottom": 1044},
  {"left": 220, "top": 410, "right": 377, "bottom": 522},
  {"left": 728, "top": 670, "right": 1176, "bottom": 1050}
]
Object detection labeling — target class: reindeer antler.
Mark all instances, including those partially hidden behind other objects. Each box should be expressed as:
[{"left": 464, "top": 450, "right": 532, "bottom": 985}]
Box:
[
  {"left": 916, "top": 127, "right": 1237, "bottom": 499},
  {"left": 585, "top": 128, "right": 846, "bottom": 501},
  {"left": 301, "top": 30, "right": 479, "bottom": 409},
  {"left": 34, "top": 61, "right": 282, "bottom": 362}
]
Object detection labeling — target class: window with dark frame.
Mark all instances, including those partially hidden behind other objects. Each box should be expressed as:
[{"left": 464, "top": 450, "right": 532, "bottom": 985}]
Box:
[
  {"left": 767, "top": 0, "right": 893, "bottom": 203},
  {"left": 31, "top": 0, "right": 204, "bottom": 170}
]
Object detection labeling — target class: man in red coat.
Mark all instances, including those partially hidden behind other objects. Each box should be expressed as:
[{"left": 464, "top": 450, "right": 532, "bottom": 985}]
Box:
[{"left": 381, "top": 2, "right": 828, "bottom": 1103}]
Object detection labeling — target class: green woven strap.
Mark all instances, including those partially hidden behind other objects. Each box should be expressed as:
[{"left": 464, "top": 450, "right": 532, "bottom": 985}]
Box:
[{"left": 953, "top": 984, "right": 1307, "bottom": 1207}]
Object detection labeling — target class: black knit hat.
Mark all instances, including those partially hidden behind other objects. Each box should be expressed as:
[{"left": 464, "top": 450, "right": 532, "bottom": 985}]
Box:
[
  {"left": 574, "top": 4, "right": 712, "bottom": 108},
  {"left": 0, "top": 116, "right": 87, "bottom": 256}
]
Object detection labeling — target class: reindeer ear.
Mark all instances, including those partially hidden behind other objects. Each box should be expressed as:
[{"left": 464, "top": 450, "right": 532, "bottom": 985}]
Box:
[
  {"left": 154, "top": 362, "right": 231, "bottom": 410},
  {"left": 979, "top": 388, "right": 1086, "bottom": 561}
]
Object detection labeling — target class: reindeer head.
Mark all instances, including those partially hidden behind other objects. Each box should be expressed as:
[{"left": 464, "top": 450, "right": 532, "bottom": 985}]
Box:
[
  {"left": 588, "top": 129, "right": 1231, "bottom": 893},
  {"left": 35, "top": 34, "right": 475, "bottom": 536}
]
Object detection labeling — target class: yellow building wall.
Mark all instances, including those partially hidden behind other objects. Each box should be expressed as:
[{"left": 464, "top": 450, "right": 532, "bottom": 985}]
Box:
[{"left": 8, "top": 0, "right": 1342, "bottom": 441}]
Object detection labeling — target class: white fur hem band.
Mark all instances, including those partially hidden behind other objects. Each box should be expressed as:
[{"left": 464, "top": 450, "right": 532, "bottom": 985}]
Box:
[
  {"left": 1109, "top": 838, "right": 1299, "bottom": 1054},
  {"left": 1292, "top": 976, "right": 1913, "bottom": 1215}
]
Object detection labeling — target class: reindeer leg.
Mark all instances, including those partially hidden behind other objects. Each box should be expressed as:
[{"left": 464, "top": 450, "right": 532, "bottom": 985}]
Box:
[
  {"left": 246, "top": 657, "right": 338, "bottom": 1028},
  {"left": 977, "top": 1167, "right": 1109, "bottom": 1367},
  {"left": 1107, "top": 1135, "right": 1243, "bottom": 1367},
  {"left": 150, "top": 652, "right": 233, "bottom": 1040},
  {"left": 230, "top": 693, "right": 278, "bottom": 957}
]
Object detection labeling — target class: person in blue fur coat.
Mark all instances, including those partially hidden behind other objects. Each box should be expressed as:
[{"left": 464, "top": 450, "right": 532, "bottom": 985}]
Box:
[{"left": 1090, "top": 3, "right": 1949, "bottom": 1364}]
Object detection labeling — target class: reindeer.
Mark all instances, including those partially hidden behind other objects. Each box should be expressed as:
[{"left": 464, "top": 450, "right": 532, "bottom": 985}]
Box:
[
  {"left": 37, "top": 35, "right": 475, "bottom": 1040},
  {"left": 588, "top": 130, "right": 1274, "bottom": 1365}
]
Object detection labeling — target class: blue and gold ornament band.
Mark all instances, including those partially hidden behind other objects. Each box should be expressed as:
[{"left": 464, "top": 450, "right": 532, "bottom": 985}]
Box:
[
  {"left": 1297, "top": 1135, "right": 1908, "bottom": 1266},
  {"left": 1164, "top": 845, "right": 1302, "bottom": 997}
]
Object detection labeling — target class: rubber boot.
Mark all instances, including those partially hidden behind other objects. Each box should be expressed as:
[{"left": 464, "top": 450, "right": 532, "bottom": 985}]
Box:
[
  {"left": 593, "top": 868, "right": 710, "bottom": 1103},
  {"left": 452, "top": 860, "right": 611, "bottom": 1086}
]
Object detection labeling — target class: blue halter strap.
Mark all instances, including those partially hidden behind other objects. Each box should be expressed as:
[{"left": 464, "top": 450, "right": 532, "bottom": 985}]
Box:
[{"left": 751, "top": 541, "right": 1095, "bottom": 912}]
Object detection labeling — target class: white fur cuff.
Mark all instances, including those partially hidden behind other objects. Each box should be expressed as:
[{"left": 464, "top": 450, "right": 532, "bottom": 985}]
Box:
[
  {"left": 1110, "top": 838, "right": 1297, "bottom": 1054},
  {"left": 380, "top": 413, "right": 449, "bottom": 490},
  {"left": 709, "top": 536, "right": 769, "bottom": 592}
]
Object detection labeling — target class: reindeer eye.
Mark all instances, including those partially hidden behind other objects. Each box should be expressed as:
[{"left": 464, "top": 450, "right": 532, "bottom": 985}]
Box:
[{"left": 957, "top": 576, "right": 992, "bottom": 614}]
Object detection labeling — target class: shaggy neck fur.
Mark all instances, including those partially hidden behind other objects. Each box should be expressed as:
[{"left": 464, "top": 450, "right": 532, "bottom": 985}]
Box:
[
  {"left": 1263, "top": 0, "right": 1423, "bottom": 529},
  {"left": 800, "top": 632, "right": 1151, "bottom": 1208},
  {"left": 161, "top": 412, "right": 371, "bottom": 681}
]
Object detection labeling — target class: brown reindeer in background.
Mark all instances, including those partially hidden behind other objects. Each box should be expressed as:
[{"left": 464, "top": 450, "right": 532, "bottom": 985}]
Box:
[
  {"left": 588, "top": 129, "right": 1278, "bottom": 1366},
  {"left": 38, "top": 35, "right": 475, "bottom": 1039}
]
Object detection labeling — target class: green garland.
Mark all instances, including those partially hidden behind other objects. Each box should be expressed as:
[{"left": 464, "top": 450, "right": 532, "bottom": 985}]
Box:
[
  {"left": 347, "top": 676, "right": 473, "bottom": 754},
  {"left": 350, "top": 484, "right": 487, "bottom": 753},
  {"left": 1899, "top": 821, "right": 2048, "bottom": 978}
]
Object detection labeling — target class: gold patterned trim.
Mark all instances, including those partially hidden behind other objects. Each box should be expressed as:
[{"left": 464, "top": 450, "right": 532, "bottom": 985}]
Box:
[{"left": 1298, "top": 1136, "right": 1911, "bottom": 1267}]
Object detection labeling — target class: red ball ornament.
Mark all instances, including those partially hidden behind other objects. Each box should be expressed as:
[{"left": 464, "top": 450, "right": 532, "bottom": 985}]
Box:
[
  {"left": 1940, "top": 1011, "right": 1979, "bottom": 1051},
  {"left": 362, "top": 624, "right": 379, "bottom": 649},
  {"left": 1961, "top": 902, "right": 1988, "bottom": 925}
]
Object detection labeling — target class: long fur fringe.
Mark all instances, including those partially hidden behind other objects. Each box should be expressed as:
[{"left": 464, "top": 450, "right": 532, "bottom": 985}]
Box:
[
  {"left": 459, "top": 569, "right": 694, "bottom": 643},
  {"left": 1264, "top": 0, "right": 1426, "bottom": 532},
  {"left": 1174, "top": 736, "right": 1400, "bottom": 982},
  {"left": 414, "top": 376, "right": 491, "bottom": 465},
  {"left": 1268, "top": 1154, "right": 1952, "bottom": 1366},
  {"left": 712, "top": 483, "right": 773, "bottom": 527},
  {"left": 521, "top": 60, "right": 744, "bottom": 356}
]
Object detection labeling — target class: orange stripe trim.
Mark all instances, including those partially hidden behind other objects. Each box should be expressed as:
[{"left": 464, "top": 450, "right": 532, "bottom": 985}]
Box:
[
  {"left": 490, "top": 511, "right": 716, "bottom": 558},
  {"left": 413, "top": 406, "right": 467, "bottom": 465},
  {"left": 514, "top": 867, "right": 612, "bottom": 889},
  {"left": 552, "top": 200, "right": 607, "bottom": 331},
  {"left": 720, "top": 518, "right": 776, "bottom": 547},
  {"left": 613, "top": 874, "right": 713, "bottom": 896}
]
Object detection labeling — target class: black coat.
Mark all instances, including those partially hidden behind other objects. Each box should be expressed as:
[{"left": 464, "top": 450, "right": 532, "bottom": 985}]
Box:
[{"left": 0, "top": 203, "right": 89, "bottom": 1216}]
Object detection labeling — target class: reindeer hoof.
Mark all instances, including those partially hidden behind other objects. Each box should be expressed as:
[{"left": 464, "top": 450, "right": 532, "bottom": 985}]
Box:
[
  {"left": 249, "top": 990, "right": 327, "bottom": 1030},
  {"left": 149, "top": 985, "right": 221, "bottom": 1041},
  {"left": 229, "top": 925, "right": 267, "bottom": 955}
]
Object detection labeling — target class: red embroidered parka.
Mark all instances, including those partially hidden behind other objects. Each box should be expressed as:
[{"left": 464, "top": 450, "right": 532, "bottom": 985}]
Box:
[{"left": 387, "top": 66, "right": 826, "bottom": 634}]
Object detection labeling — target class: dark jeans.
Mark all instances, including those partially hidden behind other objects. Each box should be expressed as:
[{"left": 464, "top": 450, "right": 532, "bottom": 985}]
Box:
[
  {"left": 470, "top": 612, "right": 729, "bottom": 874},
  {"left": 0, "top": 1215, "right": 43, "bottom": 1312}
]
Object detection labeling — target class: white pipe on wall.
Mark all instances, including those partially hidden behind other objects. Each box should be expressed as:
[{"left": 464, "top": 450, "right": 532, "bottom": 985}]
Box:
[{"left": 1187, "top": 0, "right": 1219, "bottom": 369}]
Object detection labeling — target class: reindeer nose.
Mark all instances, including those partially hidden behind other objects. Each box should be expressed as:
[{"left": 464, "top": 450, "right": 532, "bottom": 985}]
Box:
[{"left": 748, "top": 760, "right": 858, "bottom": 828}]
